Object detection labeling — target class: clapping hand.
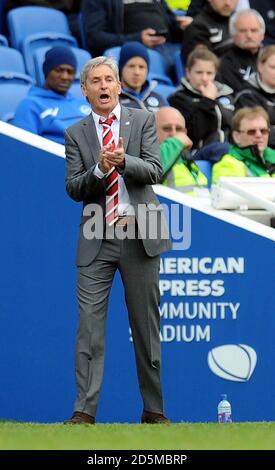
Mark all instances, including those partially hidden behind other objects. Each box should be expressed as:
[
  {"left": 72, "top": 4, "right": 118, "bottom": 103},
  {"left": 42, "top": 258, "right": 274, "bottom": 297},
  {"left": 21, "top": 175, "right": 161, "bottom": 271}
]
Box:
[{"left": 105, "top": 137, "right": 125, "bottom": 169}]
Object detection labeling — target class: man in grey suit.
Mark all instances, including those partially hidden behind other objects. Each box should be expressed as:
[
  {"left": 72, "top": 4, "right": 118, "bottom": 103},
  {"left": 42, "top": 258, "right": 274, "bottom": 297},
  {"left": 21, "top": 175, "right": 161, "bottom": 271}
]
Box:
[{"left": 64, "top": 56, "right": 171, "bottom": 425}]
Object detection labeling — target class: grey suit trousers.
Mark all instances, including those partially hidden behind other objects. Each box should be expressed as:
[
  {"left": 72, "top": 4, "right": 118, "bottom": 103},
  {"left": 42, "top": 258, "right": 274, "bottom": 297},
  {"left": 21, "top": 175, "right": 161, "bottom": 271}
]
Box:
[{"left": 74, "top": 225, "right": 163, "bottom": 418}]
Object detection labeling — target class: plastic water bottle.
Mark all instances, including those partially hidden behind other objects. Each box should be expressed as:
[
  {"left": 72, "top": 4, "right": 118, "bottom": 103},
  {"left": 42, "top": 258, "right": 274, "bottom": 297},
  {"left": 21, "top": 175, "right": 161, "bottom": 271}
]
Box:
[{"left": 218, "top": 394, "right": 232, "bottom": 423}]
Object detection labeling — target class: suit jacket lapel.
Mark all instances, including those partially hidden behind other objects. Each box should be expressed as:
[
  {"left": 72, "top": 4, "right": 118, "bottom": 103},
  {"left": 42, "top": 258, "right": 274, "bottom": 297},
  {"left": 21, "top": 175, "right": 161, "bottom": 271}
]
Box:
[
  {"left": 120, "top": 106, "right": 133, "bottom": 151},
  {"left": 82, "top": 115, "right": 101, "bottom": 164}
]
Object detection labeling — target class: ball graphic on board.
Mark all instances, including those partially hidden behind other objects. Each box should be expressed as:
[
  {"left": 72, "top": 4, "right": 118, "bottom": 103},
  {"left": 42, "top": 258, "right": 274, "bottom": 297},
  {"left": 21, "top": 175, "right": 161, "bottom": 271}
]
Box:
[{"left": 208, "top": 344, "right": 257, "bottom": 382}]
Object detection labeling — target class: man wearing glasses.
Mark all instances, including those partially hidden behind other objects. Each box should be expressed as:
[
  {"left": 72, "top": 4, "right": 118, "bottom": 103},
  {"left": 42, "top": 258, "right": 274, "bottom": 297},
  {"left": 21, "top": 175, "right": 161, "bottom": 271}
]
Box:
[{"left": 212, "top": 106, "right": 275, "bottom": 183}]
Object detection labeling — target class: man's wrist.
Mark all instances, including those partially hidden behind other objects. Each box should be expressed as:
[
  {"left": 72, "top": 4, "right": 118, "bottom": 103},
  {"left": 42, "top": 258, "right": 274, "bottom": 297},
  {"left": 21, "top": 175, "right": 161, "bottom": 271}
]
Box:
[{"left": 94, "top": 163, "right": 107, "bottom": 179}]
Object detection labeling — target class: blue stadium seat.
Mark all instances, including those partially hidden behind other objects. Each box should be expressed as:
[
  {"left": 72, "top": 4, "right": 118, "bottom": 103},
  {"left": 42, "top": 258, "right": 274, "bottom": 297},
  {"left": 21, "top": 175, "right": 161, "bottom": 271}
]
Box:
[
  {"left": 147, "top": 48, "right": 168, "bottom": 77},
  {"left": 154, "top": 84, "right": 176, "bottom": 104},
  {"left": 7, "top": 7, "right": 77, "bottom": 77},
  {"left": 33, "top": 46, "right": 92, "bottom": 87},
  {"left": 103, "top": 46, "right": 121, "bottom": 62},
  {"left": 148, "top": 73, "right": 173, "bottom": 86},
  {"left": 0, "top": 82, "right": 32, "bottom": 121},
  {"left": 0, "top": 33, "right": 8, "bottom": 46},
  {"left": 0, "top": 46, "right": 26, "bottom": 73},
  {"left": 7, "top": 7, "right": 73, "bottom": 49},
  {"left": 174, "top": 50, "right": 185, "bottom": 84},
  {"left": 0, "top": 46, "right": 33, "bottom": 85},
  {"left": 195, "top": 160, "right": 213, "bottom": 187},
  {"left": 69, "top": 81, "right": 85, "bottom": 100}
]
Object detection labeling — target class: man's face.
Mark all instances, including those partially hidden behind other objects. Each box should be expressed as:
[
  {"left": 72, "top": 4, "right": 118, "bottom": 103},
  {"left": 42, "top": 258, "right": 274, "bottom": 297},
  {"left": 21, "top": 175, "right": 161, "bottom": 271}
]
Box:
[
  {"left": 234, "top": 15, "right": 263, "bottom": 53},
  {"left": 121, "top": 57, "right": 148, "bottom": 93},
  {"left": 258, "top": 53, "right": 275, "bottom": 88},
  {"left": 233, "top": 116, "right": 269, "bottom": 153},
  {"left": 45, "top": 64, "right": 75, "bottom": 95},
  {"left": 208, "top": 0, "right": 237, "bottom": 17},
  {"left": 82, "top": 64, "right": 121, "bottom": 116},
  {"left": 156, "top": 109, "right": 186, "bottom": 143}
]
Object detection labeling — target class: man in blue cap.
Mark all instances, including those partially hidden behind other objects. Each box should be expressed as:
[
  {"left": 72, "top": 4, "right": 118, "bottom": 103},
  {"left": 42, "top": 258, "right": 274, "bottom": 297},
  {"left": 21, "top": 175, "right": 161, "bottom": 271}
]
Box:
[
  {"left": 12, "top": 46, "right": 91, "bottom": 144},
  {"left": 119, "top": 41, "right": 166, "bottom": 112}
]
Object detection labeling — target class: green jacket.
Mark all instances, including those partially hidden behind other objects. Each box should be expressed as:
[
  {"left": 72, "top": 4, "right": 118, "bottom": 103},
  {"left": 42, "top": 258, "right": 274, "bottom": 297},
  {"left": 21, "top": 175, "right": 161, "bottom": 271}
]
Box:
[
  {"left": 212, "top": 144, "right": 275, "bottom": 184},
  {"left": 160, "top": 136, "right": 208, "bottom": 193}
]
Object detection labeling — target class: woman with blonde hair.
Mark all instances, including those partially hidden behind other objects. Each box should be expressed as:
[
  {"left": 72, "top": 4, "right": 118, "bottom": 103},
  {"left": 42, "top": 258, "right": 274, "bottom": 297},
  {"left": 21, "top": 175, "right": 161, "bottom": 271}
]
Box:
[{"left": 168, "top": 45, "right": 234, "bottom": 150}]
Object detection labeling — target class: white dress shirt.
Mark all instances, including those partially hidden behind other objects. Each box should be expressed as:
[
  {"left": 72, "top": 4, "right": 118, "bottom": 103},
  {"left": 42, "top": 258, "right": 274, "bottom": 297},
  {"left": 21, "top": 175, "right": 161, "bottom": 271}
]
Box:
[{"left": 92, "top": 103, "right": 134, "bottom": 216}]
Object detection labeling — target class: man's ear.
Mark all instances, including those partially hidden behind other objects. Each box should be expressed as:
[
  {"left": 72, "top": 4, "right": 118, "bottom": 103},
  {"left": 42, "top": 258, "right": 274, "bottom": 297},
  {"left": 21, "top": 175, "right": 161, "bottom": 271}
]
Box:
[
  {"left": 117, "top": 81, "right": 122, "bottom": 95},
  {"left": 81, "top": 83, "right": 90, "bottom": 103},
  {"left": 81, "top": 83, "right": 87, "bottom": 97},
  {"left": 232, "top": 130, "right": 240, "bottom": 145}
]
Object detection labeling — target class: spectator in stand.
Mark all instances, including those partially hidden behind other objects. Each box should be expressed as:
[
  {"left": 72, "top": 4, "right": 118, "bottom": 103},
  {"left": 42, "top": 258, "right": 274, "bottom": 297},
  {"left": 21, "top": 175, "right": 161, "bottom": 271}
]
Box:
[
  {"left": 156, "top": 106, "right": 208, "bottom": 192},
  {"left": 168, "top": 45, "right": 234, "bottom": 151},
  {"left": 186, "top": 0, "right": 275, "bottom": 45},
  {"left": 217, "top": 9, "right": 264, "bottom": 93},
  {"left": 81, "top": 0, "right": 182, "bottom": 71},
  {"left": 234, "top": 45, "right": 275, "bottom": 149},
  {"left": 181, "top": 0, "right": 238, "bottom": 60},
  {"left": 119, "top": 42, "right": 166, "bottom": 112},
  {"left": 212, "top": 106, "right": 275, "bottom": 183},
  {"left": 12, "top": 46, "right": 90, "bottom": 144}
]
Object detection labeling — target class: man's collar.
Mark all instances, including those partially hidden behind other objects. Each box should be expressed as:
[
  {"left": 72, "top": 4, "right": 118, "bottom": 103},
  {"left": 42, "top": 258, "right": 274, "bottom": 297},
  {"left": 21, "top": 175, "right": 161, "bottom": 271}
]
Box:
[{"left": 92, "top": 102, "right": 121, "bottom": 124}]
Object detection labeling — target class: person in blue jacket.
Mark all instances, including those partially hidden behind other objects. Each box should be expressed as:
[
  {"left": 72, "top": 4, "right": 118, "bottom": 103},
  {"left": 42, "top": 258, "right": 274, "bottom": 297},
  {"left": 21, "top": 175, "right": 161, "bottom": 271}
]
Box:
[
  {"left": 12, "top": 46, "right": 91, "bottom": 144},
  {"left": 119, "top": 41, "right": 166, "bottom": 112}
]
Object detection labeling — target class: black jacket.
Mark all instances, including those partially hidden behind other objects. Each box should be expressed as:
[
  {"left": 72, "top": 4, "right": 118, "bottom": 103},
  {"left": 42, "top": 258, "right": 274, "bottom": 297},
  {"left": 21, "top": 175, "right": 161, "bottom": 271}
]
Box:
[
  {"left": 234, "top": 73, "right": 275, "bottom": 149},
  {"left": 168, "top": 78, "right": 234, "bottom": 150},
  {"left": 217, "top": 45, "right": 260, "bottom": 93},
  {"left": 119, "top": 80, "right": 166, "bottom": 112},
  {"left": 82, "top": 0, "right": 182, "bottom": 57},
  {"left": 181, "top": 3, "right": 232, "bottom": 60},
  {"left": 186, "top": 0, "right": 275, "bottom": 45}
]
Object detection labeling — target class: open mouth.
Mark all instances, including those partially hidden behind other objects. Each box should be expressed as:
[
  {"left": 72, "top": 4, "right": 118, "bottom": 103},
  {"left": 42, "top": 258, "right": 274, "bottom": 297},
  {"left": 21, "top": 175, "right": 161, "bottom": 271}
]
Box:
[{"left": 100, "top": 93, "right": 110, "bottom": 102}]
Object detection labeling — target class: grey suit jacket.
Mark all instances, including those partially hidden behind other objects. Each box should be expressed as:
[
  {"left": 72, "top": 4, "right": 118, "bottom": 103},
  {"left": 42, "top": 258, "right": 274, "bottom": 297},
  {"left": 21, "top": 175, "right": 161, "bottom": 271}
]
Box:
[{"left": 65, "top": 105, "right": 171, "bottom": 267}]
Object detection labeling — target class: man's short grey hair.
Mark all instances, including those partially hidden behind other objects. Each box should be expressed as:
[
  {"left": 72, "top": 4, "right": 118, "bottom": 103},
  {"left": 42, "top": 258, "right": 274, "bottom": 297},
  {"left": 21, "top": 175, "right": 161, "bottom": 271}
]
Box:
[
  {"left": 80, "top": 56, "right": 119, "bottom": 85},
  {"left": 229, "top": 9, "right": 266, "bottom": 36}
]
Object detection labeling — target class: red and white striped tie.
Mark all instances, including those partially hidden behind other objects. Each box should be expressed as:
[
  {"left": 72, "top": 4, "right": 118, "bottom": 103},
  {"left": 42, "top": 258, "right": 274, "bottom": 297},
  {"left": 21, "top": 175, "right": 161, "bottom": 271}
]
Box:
[{"left": 99, "top": 115, "right": 119, "bottom": 226}]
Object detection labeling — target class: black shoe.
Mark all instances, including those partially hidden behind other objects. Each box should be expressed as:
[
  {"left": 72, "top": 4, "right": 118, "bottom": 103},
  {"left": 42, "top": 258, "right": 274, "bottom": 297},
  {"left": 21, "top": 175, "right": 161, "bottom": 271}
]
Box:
[
  {"left": 141, "top": 410, "right": 170, "bottom": 424},
  {"left": 64, "top": 411, "right": 95, "bottom": 425}
]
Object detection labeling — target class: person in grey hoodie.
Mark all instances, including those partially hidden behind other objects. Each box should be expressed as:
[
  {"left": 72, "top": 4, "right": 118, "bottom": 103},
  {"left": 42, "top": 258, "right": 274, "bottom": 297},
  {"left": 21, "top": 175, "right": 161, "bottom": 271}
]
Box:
[
  {"left": 12, "top": 46, "right": 90, "bottom": 144},
  {"left": 168, "top": 45, "right": 234, "bottom": 151},
  {"left": 118, "top": 41, "right": 166, "bottom": 112}
]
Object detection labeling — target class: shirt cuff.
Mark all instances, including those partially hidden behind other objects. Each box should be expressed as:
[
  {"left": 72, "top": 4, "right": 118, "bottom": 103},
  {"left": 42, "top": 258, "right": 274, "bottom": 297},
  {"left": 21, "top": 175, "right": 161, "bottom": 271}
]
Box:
[{"left": 93, "top": 163, "right": 106, "bottom": 179}]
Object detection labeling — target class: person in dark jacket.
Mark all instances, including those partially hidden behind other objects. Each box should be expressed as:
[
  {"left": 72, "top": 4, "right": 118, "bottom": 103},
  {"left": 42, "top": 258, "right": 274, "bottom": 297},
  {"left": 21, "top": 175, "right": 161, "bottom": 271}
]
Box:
[
  {"left": 119, "top": 41, "right": 166, "bottom": 111},
  {"left": 186, "top": 0, "right": 275, "bottom": 45},
  {"left": 81, "top": 0, "right": 182, "bottom": 67},
  {"left": 168, "top": 45, "right": 234, "bottom": 150},
  {"left": 234, "top": 45, "right": 275, "bottom": 149},
  {"left": 181, "top": 0, "right": 238, "bottom": 60},
  {"left": 217, "top": 9, "right": 264, "bottom": 93}
]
